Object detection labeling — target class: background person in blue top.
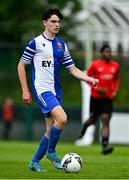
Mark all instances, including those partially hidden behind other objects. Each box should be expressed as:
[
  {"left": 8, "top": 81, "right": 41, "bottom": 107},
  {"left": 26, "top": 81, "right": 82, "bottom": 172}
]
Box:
[{"left": 17, "top": 8, "right": 98, "bottom": 172}]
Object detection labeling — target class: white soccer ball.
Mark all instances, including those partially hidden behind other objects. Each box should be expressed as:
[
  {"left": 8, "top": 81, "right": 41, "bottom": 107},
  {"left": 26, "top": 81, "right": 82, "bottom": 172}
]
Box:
[{"left": 61, "top": 152, "right": 82, "bottom": 173}]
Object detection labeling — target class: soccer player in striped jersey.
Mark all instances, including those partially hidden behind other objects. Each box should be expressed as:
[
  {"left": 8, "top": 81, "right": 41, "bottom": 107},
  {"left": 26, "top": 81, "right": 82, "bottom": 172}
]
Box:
[{"left": 17, "top": 8, "right": 98, "bottom": 172}]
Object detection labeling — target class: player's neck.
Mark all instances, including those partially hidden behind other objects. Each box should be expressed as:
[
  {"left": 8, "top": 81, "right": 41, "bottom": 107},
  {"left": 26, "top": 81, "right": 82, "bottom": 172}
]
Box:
[
  {"left": 43, "top": 31, "right": 55, "bottom": 40},
  {"left": 103, "top": 59, "right": 110, "bottom": 63}
]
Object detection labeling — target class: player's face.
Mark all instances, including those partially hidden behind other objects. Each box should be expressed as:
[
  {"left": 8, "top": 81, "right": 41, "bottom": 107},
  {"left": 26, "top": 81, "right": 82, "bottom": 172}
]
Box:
[
  {"left": 43, "top": 15, "right": 61, "bottom": 35},
  {"left": 102, "top": 50, "right": 112, "bottom": 61}
]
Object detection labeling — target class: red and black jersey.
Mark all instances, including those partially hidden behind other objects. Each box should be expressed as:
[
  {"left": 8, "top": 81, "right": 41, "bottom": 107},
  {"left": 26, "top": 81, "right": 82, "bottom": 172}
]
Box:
[{"left": 87, "top": 59, "right": 119, "bottom": 99}]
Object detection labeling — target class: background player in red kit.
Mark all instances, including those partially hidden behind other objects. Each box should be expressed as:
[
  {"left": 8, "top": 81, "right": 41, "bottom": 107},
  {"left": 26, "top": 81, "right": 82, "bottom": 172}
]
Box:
[{"left": 78, "top": 44, "right": 119, "bottom": 154}]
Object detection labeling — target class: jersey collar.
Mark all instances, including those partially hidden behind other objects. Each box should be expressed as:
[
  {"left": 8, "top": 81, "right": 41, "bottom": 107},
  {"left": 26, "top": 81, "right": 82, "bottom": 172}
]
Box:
[{"left": 42, "top": 33, "right": 55, "bottom": 42}]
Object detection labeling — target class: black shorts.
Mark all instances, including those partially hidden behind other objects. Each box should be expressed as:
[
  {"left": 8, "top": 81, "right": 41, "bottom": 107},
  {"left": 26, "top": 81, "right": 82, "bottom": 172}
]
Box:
[{"left": 90, "top": 97, "right": 113, "bottom": 118}]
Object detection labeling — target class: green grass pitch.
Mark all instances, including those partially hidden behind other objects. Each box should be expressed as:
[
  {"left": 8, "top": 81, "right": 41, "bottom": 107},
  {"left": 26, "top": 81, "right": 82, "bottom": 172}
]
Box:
[{"left": 0, "top": 140, "right": 129, "bottom": 179}]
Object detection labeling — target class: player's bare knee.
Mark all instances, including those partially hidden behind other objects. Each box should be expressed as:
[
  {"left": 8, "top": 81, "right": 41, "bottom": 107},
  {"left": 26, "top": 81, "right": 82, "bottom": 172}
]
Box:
[
  {"left": 60, "top": 114, "right": 67, "bottom": 125},
  {"left": 101, "top": 113, "right": 110, "bottom": 121},
  {"left": 56, "top": 114, "right": 67, "bottom": 128}
]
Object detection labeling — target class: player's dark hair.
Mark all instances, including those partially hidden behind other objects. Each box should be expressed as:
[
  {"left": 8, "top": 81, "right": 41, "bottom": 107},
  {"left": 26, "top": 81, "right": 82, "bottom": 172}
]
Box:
[
  {"left": 42, "top": 8, "right": 63, "bottom": 21},
  {"left": 100, "top": 45, "right": 111, "bottom": 53}
]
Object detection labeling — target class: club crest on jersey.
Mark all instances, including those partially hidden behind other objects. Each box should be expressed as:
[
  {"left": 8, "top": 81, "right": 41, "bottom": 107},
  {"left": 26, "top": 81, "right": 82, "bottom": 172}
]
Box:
[{"left": 57, "top": 42, "right": 63, "bottom": 51}]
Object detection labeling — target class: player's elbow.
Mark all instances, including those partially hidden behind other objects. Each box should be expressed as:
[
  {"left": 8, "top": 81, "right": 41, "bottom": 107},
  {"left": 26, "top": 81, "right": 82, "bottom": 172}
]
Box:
[
  {"left": 17, "top": 60, "right": 22, "bottom": 71},
  {"left": 17, "top": 60, "right": 25, "bottom": 73},
  {"left": 68, "top": 65, "right": 76, "bottom": 75}
]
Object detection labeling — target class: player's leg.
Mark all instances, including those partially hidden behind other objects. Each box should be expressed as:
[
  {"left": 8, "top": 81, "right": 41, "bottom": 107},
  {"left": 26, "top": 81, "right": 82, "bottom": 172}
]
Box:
[
  {"left": 78, "top": 116, "right": 97, "bottom": 139},
  {"left": 100, "top": 113, "right": 114, "bottom": 155},
  {"left": 29, "top": 117, "right": 53, "bottom": 172},
  {"left": 29, "top": 91, "right": 56, "bottom": 172},
  {"left": 29, "top": 91, "right": 66, "bottom": 170},
  {"left": 3, "top": 122, "right": 10, "bottom": 139},
  {"left": 30, "top": 117, "right": 53, "bottom": 160},
  {"left": 100, "top": 98, "right": 114, "bottom": 155},
  {"left": 78, "top": 97, "right": 99, "bottom": 139},
  {"left": 46, "top": 106, "right": 67, "bottom": 169}
]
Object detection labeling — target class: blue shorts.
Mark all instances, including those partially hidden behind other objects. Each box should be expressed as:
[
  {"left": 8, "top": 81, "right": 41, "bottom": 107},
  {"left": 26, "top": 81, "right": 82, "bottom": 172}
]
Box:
[{"left": 34, "top": 91, "right": 62, "bottom": 118}]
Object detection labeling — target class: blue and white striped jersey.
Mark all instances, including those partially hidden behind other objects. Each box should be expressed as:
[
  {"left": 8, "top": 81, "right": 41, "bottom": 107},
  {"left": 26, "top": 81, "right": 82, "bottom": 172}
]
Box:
[{"left": 21, "top": 33, "right": 74, "bottom": 100}]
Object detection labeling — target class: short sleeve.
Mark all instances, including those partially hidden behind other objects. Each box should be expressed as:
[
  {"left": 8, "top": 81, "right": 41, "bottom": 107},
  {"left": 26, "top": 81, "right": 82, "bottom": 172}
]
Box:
[
  {"left": 62, "top": 43, "right": 74, "bottom": 68},
  {"left": 21, "top": 39, "right": 36, "bottom": 64}
]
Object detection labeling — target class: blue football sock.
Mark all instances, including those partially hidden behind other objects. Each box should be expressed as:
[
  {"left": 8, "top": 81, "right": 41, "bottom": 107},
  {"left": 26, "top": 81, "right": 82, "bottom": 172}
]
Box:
[
  {"left": 47, "top": 125, "right": 62, "bottom": 153},
  {"left": 32, "top": 134, "right": 48, "bottom": 162}
]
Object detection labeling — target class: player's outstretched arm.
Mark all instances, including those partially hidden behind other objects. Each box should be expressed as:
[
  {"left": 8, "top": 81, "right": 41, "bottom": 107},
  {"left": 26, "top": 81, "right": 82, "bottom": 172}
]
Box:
[
  {"left": 17, "top": 60, "right": 32, "bottom": 105},
  {"left": 68, "top": 65, "right": 99, "bottom": 86}
]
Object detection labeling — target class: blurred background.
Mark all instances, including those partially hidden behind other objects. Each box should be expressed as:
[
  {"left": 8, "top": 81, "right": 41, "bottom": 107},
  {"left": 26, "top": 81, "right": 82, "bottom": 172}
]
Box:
[{"left": 0, "top": 0, "right": 129, "bottom": 142}]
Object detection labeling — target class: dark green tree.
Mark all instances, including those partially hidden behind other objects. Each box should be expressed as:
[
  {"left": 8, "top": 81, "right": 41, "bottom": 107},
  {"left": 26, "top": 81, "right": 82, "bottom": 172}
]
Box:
[{"left": 0, "top": 0, "right": 82, "bottom": 48}]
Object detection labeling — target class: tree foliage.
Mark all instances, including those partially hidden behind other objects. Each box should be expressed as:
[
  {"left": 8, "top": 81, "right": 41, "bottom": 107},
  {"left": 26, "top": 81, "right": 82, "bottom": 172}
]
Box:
[{"left": 0, "top": 0, "right": 82, "bottom": 47}]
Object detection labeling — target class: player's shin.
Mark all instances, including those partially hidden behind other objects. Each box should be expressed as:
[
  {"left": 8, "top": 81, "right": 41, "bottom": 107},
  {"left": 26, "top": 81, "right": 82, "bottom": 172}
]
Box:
[
  {"left": 47, "top": 125, "right": 62, "bottom": 153},
  {"left": 32, "top": 134, "right": 48, "bottom": 162}
]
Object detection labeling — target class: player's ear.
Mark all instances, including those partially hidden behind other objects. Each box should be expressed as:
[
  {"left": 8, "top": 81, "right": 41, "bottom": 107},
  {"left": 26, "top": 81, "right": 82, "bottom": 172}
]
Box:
[{"left": 43, "top": 20, "right": 47, "bottom": 26}]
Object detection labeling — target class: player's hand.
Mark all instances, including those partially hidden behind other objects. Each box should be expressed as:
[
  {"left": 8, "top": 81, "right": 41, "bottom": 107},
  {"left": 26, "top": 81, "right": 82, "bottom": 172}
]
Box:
[
  {"left": 91, "top": 78, "right": 99, "bottom": 87},
  {"left": 22, "top": 91, "right": 32, "bottom": 106},
  {"left": 112, "top": 92, "right": 117, "bottom": 99},
  {"left": 97, "top": 88, "right": 107, "bottom": 95}
]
